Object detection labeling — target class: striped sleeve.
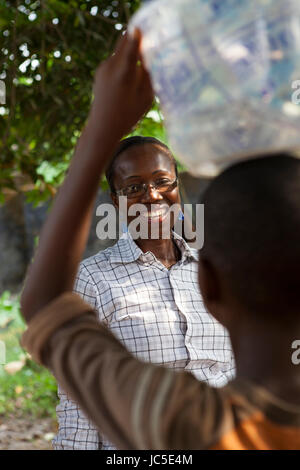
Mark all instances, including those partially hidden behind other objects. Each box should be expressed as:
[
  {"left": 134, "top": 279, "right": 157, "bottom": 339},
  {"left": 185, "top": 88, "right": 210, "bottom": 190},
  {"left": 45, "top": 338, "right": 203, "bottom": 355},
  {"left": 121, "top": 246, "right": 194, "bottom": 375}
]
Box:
[{"left": 21, "top": 293, "right": 227, "bottom": 450}]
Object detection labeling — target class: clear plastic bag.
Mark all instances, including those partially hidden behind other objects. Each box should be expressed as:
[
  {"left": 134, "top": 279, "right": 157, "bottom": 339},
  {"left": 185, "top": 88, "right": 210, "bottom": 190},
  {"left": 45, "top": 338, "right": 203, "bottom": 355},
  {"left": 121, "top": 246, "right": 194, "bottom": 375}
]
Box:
[{"left": 130, "top": 0, "right": 300, "bottom": 176}]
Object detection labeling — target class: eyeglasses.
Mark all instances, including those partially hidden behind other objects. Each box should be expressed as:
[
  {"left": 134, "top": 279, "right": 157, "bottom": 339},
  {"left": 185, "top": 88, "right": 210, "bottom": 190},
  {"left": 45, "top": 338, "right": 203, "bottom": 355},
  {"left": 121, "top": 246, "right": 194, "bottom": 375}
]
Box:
[{"left": 115, "top": 177, "right": 178, "bottom": 199}]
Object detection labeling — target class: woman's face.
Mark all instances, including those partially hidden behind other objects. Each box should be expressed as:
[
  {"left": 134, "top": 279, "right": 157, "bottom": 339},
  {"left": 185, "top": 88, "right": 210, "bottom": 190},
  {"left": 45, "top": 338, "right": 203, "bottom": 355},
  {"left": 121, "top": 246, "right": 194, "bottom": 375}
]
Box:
[{"left": 111, "top": 143, "right": 181, "bottom": 238}]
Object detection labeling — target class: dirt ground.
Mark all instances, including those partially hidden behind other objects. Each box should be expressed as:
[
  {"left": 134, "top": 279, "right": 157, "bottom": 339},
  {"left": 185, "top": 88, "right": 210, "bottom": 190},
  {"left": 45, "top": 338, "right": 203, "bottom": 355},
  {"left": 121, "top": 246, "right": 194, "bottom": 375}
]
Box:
[{"left": 0, "top": 416, "right": 57, "bottom": 450}]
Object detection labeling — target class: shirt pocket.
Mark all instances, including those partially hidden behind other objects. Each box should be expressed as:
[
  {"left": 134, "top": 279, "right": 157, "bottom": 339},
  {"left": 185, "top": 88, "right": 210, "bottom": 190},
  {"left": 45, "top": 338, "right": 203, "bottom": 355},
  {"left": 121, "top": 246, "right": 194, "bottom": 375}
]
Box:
[
  {"left": 102, "top": 284, "right": 158, "bottom": 323},
  {"left": 116, "top": 294, "right": 161, "bottom": 323}
]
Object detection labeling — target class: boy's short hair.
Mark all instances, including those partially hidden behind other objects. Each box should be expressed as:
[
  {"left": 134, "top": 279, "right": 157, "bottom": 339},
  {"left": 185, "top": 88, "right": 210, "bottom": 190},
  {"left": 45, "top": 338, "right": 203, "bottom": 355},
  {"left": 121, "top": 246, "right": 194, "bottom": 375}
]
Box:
[
  {"left": 201, "top": 153, "right": 300, "bottom": 322},
  {"left": 105, "top": 136, "right": 178, "bottom": 192}
]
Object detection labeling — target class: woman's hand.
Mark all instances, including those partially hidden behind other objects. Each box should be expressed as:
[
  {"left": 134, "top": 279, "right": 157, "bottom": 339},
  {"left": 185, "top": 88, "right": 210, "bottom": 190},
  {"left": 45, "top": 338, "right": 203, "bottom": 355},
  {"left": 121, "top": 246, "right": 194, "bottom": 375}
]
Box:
[{"left": 88, "top": 29, "right": 154, "bottom": 141}]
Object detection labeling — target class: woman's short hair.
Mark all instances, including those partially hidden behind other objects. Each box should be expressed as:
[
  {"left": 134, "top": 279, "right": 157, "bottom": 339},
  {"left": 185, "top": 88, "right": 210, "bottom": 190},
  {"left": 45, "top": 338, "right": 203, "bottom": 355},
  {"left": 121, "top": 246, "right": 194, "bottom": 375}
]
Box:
[{"left": 105, "top": 136, "right": 178, "bottom": 192}]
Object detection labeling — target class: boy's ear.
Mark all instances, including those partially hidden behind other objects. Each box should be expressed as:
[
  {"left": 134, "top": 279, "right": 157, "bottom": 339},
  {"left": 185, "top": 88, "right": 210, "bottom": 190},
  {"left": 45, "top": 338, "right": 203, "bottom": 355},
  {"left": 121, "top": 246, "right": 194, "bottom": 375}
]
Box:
[{"left": 198, "top": 257, "right": 225, "bottom": 326}]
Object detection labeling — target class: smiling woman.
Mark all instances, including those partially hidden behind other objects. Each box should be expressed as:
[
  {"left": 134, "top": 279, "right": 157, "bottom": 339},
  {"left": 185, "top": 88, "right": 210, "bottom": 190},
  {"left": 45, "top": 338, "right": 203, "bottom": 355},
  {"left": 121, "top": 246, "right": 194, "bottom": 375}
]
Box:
[
  {"left": 108, "top": 136, "right": 181, "bottom": 264},
  {"left": 52, "top": 135, "right": 235, "bottom": 450}
]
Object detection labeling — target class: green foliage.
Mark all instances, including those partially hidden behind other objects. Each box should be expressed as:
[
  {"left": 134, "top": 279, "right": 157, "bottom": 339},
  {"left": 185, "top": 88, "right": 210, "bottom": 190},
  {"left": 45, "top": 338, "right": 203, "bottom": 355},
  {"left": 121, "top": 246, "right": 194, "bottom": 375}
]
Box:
[
  {"left": 0, "top": 291, "right": 58, "bottom": 418},
  {"left": 0, "top": 0, "right": 183, "bottom": 207},
  {"left": 131, "top": 100, "right": 167, "bottom": 142},
  {"left": 0, "top": 363, "right": 58, "bottom": 418},
  {"left": 0, "top": 290, "right": 24, "bottom": 330},
  {"left": 36, "top": 160, "right": 67, "bottom": 184},
  {"left": 0, "top": 0, "right": 143, "bottom": 204}
]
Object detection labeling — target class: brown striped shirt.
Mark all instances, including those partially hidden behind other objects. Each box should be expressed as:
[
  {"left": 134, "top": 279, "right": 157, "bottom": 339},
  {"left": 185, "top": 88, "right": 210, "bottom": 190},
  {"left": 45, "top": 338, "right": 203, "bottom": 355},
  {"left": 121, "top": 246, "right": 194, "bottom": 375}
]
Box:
[{"left": 21, "top": 293, "right": 300, "bottom": 450}]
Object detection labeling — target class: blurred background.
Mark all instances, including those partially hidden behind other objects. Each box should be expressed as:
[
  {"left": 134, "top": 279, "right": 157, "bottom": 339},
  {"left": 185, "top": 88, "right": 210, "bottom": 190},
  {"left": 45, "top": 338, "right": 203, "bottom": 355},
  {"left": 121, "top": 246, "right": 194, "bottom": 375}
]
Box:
[{"left": 0, "top": 0, "right": 210, "bottom": 448}]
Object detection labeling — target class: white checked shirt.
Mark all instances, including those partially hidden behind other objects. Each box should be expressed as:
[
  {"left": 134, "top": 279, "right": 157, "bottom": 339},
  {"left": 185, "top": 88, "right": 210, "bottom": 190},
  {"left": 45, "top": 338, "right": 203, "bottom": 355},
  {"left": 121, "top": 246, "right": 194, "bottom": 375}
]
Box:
[{"left": 53, "top": 232, "right": 235, "bottom": 450}]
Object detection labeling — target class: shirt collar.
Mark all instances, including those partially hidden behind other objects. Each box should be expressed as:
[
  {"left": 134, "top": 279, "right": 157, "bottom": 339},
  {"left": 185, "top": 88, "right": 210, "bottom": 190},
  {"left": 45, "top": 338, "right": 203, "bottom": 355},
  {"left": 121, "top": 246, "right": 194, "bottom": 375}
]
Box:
[
  {"left": 108, "top": 231, "right": 198, "bottom": 264},
  {"left": 172, "top": 231, "right": 199, "bottom": 262},
  {"left": 108, "top": 231, "right": 143, "bottom": 264}
]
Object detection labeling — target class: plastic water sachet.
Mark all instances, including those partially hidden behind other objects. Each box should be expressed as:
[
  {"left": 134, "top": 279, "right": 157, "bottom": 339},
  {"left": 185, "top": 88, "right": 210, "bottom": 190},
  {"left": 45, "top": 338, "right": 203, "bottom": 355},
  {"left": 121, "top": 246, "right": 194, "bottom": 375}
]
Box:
[{"left": 130, "top": 0, "right": 300, "bottom": 176}]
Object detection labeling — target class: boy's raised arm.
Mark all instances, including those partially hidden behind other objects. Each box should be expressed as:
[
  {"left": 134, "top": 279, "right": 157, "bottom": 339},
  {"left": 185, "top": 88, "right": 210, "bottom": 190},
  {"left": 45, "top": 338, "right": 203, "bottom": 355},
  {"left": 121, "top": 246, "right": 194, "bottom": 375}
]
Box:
[
  {"left": 21, "top": 31, "right": 153, "bottom": 322},
  {"left": 19, "top": 31, "right": 225, "bottom": 452}
]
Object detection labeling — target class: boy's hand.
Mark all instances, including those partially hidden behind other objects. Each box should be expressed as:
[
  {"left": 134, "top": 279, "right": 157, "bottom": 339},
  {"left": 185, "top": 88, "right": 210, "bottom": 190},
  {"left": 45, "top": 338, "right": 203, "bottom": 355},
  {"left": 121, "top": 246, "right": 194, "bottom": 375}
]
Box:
[{"left": 88, "top": 29, "right": 154, "bottom": 140}]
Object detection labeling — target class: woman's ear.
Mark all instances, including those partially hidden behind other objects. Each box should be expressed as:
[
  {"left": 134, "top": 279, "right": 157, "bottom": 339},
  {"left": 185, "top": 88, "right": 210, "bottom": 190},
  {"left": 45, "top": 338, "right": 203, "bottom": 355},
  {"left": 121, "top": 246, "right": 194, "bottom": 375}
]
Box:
[{"left": 198, "top": 257, "right": 226, "bottom": 326}]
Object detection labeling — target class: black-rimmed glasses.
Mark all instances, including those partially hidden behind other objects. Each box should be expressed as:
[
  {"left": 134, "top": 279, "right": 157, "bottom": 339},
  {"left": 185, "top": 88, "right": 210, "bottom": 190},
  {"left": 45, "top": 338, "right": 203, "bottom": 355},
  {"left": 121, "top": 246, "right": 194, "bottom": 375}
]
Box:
[{"left": 115, "top": 177, "right": 178, "bottom": 199}]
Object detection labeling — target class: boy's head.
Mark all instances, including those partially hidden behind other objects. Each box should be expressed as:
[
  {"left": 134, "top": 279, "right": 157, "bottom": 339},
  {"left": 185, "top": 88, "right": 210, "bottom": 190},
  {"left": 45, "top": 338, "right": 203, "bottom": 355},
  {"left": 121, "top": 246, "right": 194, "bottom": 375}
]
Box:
[{"left": 199, "top": 153, "right": 300, "bottom": 330}]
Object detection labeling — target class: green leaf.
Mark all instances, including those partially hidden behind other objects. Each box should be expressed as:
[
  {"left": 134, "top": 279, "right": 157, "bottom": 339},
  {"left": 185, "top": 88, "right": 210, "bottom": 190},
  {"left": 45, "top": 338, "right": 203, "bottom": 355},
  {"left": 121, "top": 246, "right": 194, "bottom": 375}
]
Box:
[
  {"left": 0, "top": 0, "right": 145, "bottom": 204},
  {"left": 36, "top": 160, "right": 67, "bottom": 184}
]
